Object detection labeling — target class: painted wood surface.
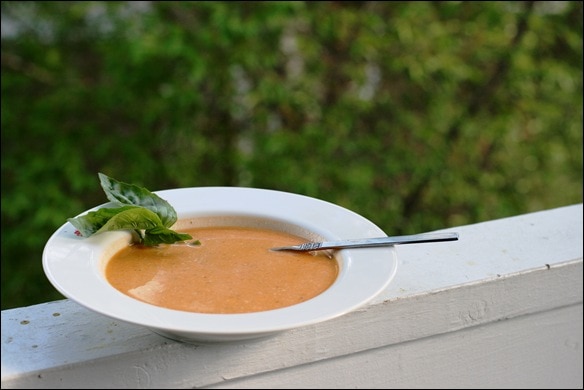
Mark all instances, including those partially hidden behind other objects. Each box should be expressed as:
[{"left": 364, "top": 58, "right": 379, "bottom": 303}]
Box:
[{"left": 2, "top": 204, "right": 582, "bottom": 389}]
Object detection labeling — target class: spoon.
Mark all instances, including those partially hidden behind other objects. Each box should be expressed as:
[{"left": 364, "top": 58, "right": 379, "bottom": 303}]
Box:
[{"left": 271, "top": 232, "right": 459, "bottom": 252}]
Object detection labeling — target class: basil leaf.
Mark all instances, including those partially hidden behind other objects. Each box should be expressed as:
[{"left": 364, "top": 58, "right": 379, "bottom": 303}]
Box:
[
  {"left": 95, "top": 207, "right": 164, "bottom": 235},
  {"left": 98, "top": 172, "right": 177, "bottom": 227},
  {"left": 68, "top": 205, "right": 142, "bottom": 237},
  {"left": 68, "top": 173, "right": 194, "bottom": 246},
  {"left": 142, "top": 226, "right": 193, "bottom": 246}
]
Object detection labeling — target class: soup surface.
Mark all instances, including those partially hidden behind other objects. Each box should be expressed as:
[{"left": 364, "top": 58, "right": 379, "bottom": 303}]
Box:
[{"left": 105, "top": 226, "right": 339, "bottom": 314}]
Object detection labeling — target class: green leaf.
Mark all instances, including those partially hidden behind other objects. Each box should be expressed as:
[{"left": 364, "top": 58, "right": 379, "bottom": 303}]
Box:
[
  {"left": 98, "top": 172, "right": 177, "bottom": 227},
  {"left": 68, "top": 205, "right": 142, "bottom": 237},
  {"left": 142, "top": 226, "right": 193, "bottom": 246},
  {"left": 67, "top": 174, "right": 194, "bottom": 246},
  {"left": 94, "top": 207, "right": 164, "bottom": 235}
]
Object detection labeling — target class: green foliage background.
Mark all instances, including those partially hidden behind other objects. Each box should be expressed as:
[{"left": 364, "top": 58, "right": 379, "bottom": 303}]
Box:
[{"left": 2, "top": 1, "right": 582, "bottom": 310}]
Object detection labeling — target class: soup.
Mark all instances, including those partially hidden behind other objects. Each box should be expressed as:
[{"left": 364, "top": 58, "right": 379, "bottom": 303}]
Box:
[{"left": 105, "top": 226, "right": 339, "bottom": 314}]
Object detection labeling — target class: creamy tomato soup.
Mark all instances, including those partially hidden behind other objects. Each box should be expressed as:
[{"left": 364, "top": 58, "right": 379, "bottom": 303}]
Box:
[{"left": 105, "top": 226, "right": 339, "bottom": 314}]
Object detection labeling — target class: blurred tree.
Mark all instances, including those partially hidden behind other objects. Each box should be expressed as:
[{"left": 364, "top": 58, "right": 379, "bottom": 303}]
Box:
[{"left": 2, "top": 1, "right": 582, "bottom": 309}]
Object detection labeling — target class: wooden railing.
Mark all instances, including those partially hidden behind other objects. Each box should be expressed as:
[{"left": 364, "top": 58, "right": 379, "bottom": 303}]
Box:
[{"left": 2, "top": 204, "right": 582, "bottom": 389}]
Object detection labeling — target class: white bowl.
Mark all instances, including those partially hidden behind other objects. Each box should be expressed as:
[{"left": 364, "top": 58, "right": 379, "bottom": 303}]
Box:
[{"left": 43, "top": 187, "right": 398, "bottom": 343}]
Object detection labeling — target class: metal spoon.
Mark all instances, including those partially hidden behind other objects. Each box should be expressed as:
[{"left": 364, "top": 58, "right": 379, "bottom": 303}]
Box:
[{"left": 271, "top": 232, "right": 459, "bottom": 252}]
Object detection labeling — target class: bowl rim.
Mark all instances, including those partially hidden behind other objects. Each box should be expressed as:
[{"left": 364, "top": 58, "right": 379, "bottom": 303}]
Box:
[{"left": 43, "top": 186, "right": 398, "bottom": 342}]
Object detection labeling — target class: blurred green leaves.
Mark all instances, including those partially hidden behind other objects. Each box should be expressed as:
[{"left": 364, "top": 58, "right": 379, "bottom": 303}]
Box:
[{"left": 1, "top": 1, "right": 582, "bottom": 309}]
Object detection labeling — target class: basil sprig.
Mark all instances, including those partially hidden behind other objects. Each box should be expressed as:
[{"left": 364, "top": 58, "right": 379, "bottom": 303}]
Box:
[{"left": 68, "top": 173, "right": 193, "bottom": 246}]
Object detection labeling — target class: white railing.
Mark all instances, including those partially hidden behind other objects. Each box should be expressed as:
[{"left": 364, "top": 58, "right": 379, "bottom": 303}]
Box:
[{"left": 2, "top": 204, "right": 583, "bottom": 389}]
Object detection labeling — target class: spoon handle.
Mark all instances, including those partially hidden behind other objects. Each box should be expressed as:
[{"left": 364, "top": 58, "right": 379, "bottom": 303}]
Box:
[{"left": 271, "top": 232, "right": 459, "bottom": 252}]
